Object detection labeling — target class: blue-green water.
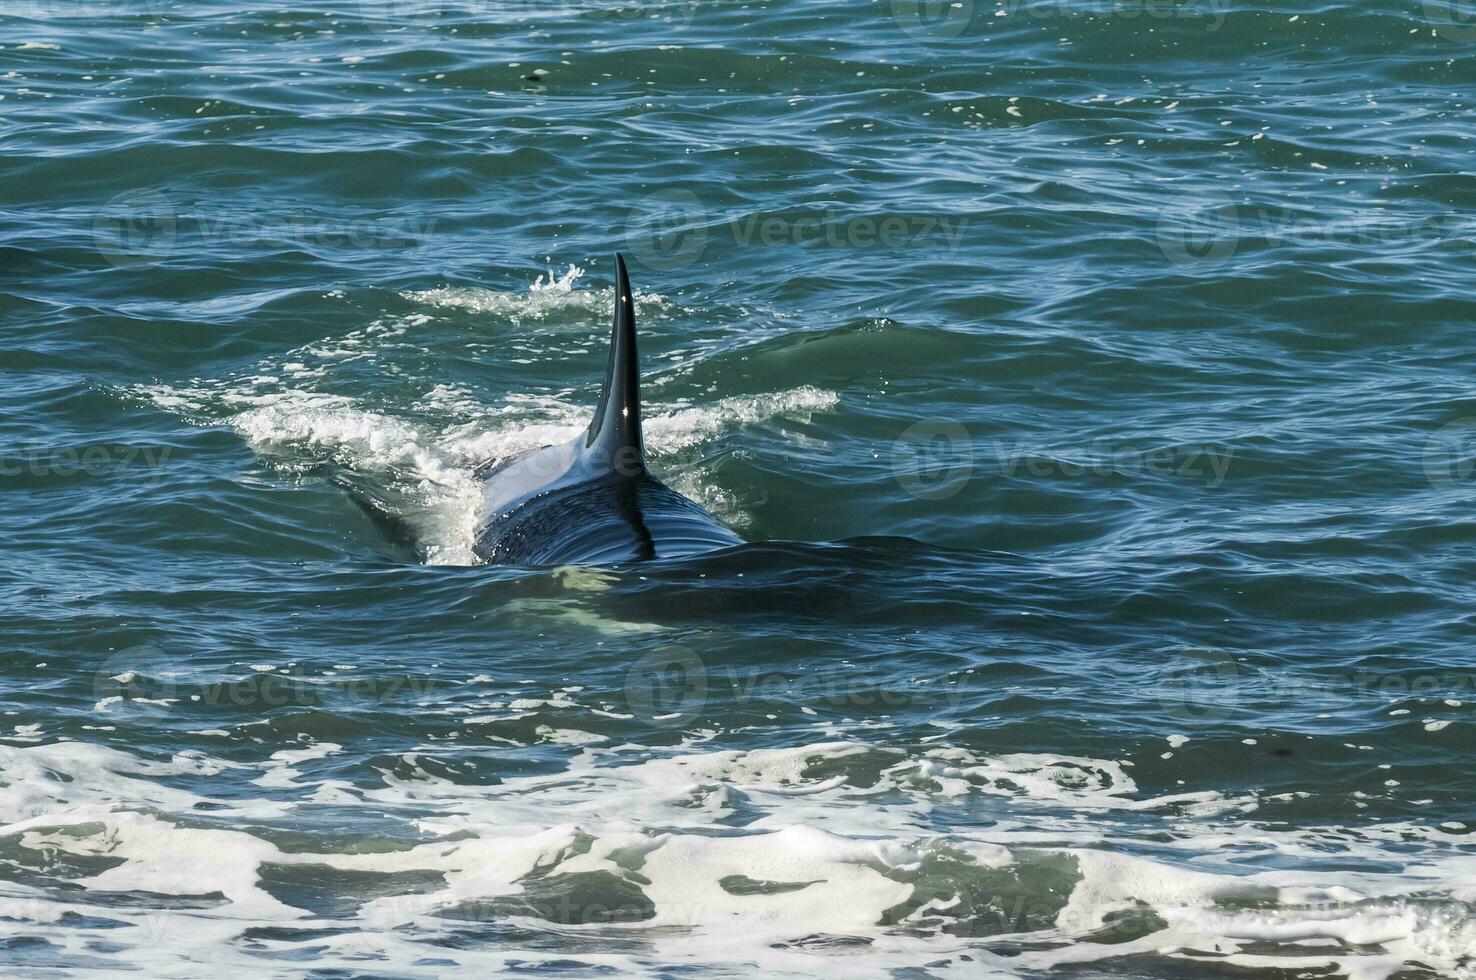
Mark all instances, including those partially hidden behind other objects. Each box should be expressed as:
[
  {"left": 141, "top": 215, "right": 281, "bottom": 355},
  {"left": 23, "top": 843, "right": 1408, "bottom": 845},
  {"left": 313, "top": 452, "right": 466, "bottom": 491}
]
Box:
[{"left": 4, "top": 1, "right": 1476, "bottom": 976}]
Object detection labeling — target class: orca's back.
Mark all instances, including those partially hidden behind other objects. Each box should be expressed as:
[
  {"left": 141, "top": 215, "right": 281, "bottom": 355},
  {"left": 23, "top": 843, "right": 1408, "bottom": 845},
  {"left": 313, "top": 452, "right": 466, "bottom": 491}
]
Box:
[{"left": 475, "top": 474, "right": 742, "bottom": 566}]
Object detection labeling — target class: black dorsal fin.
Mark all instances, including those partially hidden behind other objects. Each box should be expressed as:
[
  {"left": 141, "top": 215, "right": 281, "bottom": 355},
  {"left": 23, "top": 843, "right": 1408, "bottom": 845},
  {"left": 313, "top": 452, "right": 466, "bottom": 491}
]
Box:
[{"left": 584, "top": 253, "right": 645, "bottom": 473}]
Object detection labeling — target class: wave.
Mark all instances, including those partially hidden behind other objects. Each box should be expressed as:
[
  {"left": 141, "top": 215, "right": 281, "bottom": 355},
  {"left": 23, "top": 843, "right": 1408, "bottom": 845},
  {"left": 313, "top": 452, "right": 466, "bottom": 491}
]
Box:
[{"left": 0, "top": 736, "right": 1470, "bottom": 977}]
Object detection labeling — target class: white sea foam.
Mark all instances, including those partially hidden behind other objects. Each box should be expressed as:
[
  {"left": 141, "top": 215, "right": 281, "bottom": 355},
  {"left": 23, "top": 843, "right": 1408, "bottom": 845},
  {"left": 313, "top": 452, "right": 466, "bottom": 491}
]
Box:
[
  {"left": 131, "top": 268, "right": 837, "bottom": 564},
  {"left": 1, "top": 737, "right": 1472, "bottom": 978},
  {"left": 404, "top": 264, "right": 676, "bottom": 326}
]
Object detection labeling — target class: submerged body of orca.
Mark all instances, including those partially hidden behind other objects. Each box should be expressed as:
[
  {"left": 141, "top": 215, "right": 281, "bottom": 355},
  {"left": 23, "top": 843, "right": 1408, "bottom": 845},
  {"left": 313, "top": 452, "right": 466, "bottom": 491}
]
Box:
[{"left": 473, "top": 255, "right": 744, "bottom": 566}]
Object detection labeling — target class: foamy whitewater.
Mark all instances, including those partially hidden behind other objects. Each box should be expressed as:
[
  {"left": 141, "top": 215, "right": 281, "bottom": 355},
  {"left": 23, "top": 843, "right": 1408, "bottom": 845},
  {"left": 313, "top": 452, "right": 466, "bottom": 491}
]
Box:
[{"left": 3, "top": 733, "right": 1473, "bottom": 978}]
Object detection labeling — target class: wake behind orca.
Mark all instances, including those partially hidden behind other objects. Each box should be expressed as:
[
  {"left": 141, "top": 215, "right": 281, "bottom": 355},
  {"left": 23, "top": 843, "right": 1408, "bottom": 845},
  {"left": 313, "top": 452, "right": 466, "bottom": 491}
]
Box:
[{"left": 473, "top": 255, "right": 744, "bottom": 565}]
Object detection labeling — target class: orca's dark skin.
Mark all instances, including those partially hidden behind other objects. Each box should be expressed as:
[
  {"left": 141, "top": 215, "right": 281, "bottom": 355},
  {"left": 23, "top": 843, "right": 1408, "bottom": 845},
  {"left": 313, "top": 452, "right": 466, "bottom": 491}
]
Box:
[{"left": 473, "top": 255, "right": 743, "bottom": 565}]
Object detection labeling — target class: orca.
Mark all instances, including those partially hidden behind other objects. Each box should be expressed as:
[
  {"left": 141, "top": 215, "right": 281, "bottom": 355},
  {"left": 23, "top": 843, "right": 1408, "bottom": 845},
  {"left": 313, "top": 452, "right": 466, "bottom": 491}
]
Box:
[{"left": 473, "top": 254, "right": 744, "bottom": 565}]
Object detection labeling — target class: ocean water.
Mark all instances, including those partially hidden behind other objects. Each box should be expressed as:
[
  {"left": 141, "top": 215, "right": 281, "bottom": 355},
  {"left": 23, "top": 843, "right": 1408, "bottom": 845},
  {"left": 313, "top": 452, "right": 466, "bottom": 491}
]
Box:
[{"left": 4, "top": 0, "right": 1476, "bottom": 976}]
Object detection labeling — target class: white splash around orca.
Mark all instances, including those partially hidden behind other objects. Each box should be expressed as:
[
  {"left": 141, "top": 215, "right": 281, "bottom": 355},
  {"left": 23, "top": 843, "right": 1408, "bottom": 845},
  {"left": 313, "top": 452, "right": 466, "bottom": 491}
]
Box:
[{"left": 472, "top": 255, "right": 744, "bottom": 565}]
